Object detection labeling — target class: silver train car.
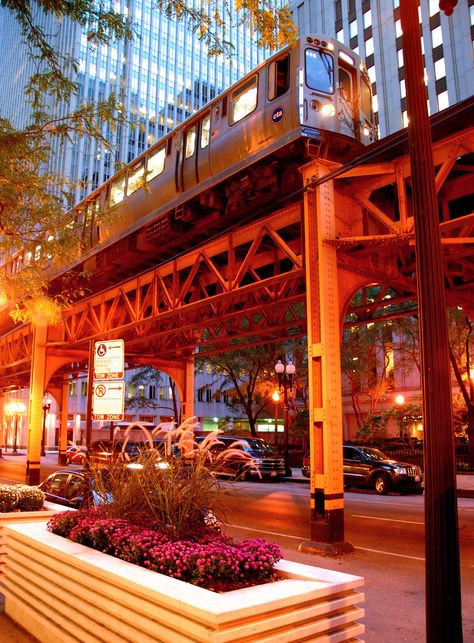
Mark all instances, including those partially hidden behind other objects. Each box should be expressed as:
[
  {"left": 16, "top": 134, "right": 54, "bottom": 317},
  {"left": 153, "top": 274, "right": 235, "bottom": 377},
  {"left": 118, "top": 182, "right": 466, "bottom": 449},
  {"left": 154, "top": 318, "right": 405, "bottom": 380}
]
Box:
[{"left": 7, "top": 35, "right": 375, "bottom": 287}]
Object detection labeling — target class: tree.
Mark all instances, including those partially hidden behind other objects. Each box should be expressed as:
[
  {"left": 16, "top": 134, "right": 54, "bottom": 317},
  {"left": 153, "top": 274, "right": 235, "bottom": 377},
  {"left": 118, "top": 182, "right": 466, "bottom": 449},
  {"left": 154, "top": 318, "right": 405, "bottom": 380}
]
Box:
[
  {"left": 125, "top": 366, "right": 181, "bottom": 424},
  {"left": 0, "top": 0, "right": 296, "bottom": 322}
]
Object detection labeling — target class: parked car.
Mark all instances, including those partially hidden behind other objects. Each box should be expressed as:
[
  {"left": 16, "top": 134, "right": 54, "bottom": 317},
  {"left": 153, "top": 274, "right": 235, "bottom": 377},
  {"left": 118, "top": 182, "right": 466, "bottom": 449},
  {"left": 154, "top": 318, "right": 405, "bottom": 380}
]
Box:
[
  {"left": 300, "top": 446, "right": 423, "bottom": 495},
  {"left": 301, "top": 451, "right": 310, "bottom": 478},
  {"left": 39, "top": 470, "right": 109, "bottom": 508},
  {"left": 87, "top": 439, "right": 172, "bottom": 466},
  {"left": 66, "top": 445, "right": 87, "bottom": 464},
  {"left": 197, "top": 435, "right": 286, "bottom": 480},
  {"left": 343, "top": 444, "right": 423, "bottom": 495}
]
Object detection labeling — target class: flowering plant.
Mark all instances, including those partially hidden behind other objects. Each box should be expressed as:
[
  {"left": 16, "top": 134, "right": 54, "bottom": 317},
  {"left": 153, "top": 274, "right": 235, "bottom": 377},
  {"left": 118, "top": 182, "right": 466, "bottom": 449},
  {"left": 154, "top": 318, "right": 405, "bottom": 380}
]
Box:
[
  {"left": 47, "top": 419, "right": 283, "bottom": 591},
  {"left": 0, "top": 483, "right": 45, "bottom": 512}
]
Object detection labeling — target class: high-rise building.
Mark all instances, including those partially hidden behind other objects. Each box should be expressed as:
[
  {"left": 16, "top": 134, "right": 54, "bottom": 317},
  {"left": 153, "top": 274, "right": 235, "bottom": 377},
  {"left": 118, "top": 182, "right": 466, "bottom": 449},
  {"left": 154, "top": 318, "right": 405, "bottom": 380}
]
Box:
[
  {"left": 0, "top": 1, "right": 267, "bottom": 203},
  {"left": 290, "top": 0, "right": 473, "bottom": 137}
]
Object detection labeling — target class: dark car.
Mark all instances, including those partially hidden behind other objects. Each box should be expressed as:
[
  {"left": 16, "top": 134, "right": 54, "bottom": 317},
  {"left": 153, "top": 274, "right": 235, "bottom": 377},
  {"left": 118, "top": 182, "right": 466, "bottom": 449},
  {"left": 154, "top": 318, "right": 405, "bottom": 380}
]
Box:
[
  {"left": 301, "top": 451, "right": 310, "bottom": 478},
  {"left": 343, "top": 444, "right": 423, "bottom": 495},
  {"left": 88, "top": 439, "right": 172, "bottom": 465},
  {"left": 197, "top": 435, "right": 286, "bottom": 480},
  {"left": 39, "top": 469, "right": 109, "bottom": 508}
]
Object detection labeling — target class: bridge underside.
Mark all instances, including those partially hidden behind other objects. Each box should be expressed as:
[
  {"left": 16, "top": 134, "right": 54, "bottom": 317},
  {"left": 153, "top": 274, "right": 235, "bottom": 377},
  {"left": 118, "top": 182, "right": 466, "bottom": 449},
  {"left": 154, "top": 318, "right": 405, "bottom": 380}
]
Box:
[{"left": 0, "top": 98, "right": 473, "bottom": 543}]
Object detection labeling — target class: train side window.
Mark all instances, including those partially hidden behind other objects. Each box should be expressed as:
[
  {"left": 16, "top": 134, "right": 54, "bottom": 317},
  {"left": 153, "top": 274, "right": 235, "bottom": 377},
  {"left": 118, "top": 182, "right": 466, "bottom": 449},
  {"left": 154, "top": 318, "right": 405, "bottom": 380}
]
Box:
[
  {"left": 109, "top": 174, "right": 126, "bottom": 207},
  {"left": 229, "top": 75, "right": 258, "bottom": 125},
  {"left": 268, "top": 54, "right": 290, "bottom": 100},
  {"left": 127, "top": 159, "right": 145, "bottom": 195},
  {"left": 185, "top": 125, "right": 196, "bottom": 158},
  {"left": 338, "top": 67, "right": 352, "bottom": 100},
  {"left": 147, "top": 144, "right": 166, "bottom": 180},
  {"left": 305, "top": 49, "right": 334, "bottom": 93},
  {"left": 200, "top": 113, "right": 210, "bottom": 148}
]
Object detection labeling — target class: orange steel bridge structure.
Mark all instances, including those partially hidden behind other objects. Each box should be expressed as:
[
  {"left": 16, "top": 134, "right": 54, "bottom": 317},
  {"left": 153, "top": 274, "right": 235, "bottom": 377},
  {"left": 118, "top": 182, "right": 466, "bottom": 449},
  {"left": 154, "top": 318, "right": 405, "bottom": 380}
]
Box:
[{"left": 0, "top": 97, "right": 473, "bottom": 546}]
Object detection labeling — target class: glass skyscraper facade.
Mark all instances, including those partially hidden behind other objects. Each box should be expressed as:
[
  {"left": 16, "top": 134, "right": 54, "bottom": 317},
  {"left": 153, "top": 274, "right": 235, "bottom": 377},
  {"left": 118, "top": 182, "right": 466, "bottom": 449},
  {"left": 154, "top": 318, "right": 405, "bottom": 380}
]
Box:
[
  {"left": 0, "top": 0, "right": 267, "bottom": 203},
  {"left": 290, "top": 0, "right": 473, "bottom": 138}
]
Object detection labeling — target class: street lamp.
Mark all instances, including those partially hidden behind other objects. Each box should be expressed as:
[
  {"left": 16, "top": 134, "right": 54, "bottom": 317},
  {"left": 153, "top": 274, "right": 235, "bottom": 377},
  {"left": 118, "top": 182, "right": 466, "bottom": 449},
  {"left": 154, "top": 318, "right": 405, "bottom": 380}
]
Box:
[
  {"left": 272, "top": 390, "right": 280, "bottom": 445},
  {"left": 275, "top": 359, "right": 296, "bottom": 476},
  {"left": 42, "top": 402, "right": 51, "bottom": 457},
  {"left": 6, "top": 402, "right": 26, "bottom": 454}
]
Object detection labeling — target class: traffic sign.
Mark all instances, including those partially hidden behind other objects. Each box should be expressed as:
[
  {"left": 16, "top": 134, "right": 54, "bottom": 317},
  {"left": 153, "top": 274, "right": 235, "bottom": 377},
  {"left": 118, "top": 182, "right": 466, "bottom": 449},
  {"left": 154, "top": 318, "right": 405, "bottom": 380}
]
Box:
[
  {"left": 92, "top": 381, "right": 125, "bottom": 420},
  {"left": 93, "top": 340, "right": 124, "bottom": 379}
]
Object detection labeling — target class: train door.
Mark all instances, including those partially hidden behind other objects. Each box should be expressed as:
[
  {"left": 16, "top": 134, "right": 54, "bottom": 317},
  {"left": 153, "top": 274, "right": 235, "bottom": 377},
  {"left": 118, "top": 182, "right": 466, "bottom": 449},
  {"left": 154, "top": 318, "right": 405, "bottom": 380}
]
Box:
[
  {"left": 263, "top": 51, "right": 295, "bottom": 143},
  {"left": 178, "top": 112, "right": 211, "bottom": 192},
  {"left": 337, "top": 63, "right": 358, "bottom": 140}
]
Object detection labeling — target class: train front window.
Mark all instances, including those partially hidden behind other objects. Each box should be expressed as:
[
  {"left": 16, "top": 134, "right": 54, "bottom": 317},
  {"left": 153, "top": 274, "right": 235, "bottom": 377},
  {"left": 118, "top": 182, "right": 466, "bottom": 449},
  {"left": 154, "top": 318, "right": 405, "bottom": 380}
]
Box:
[
  {"left": 305, "top": 49, "right": 334, "bottom": 93},
  {"left": 229, "top": 75, "right": 258, "bottom": 125},
  {"left": 338, "top": 67, "right": 352, "bottom": 100},
  {"left": 268, "top": 54, "right": 289, "bottom": 100}
]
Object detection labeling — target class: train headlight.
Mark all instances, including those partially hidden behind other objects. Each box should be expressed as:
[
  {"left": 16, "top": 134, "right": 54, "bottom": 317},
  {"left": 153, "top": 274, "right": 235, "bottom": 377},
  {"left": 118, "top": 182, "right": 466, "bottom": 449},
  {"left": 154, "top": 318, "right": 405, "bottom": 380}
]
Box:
[
  {"left": 321, "top": 103, "right": 336, "bottom": 117},
  {"left": 363, "top": 123, "right": 373, "bottom": 137}
]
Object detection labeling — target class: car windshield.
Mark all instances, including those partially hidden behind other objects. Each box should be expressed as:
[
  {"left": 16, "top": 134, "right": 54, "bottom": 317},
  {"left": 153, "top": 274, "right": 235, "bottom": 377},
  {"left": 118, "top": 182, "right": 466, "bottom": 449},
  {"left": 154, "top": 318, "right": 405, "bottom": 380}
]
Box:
[
  {"left": 244, "top": 439, "right": 275, "bottom": 454},
  {"left": 357, "top": 447, "right": 388, "bottom": 461}
]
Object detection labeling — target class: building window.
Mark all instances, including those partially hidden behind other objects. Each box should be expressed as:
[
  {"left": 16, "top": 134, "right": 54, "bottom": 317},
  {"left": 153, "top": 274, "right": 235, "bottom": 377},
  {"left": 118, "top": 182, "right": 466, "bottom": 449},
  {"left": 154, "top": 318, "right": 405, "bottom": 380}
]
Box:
[
  {"left": 149, "top": 385, "right": 156, "bottom": 399},
  {"left": 431, "top": 26, "right": 443, "bottom": 49},
  {"left": 395, "top": 20, "right": 402, "bottom": 38},
  {"left": 68, "top": 382, "right": 76, "bottom": 396},
  {"left": 402, "top": 110, "right": 409, "bottom": 128},
  {"left": 398, "top": 49, "right": 404, "bottom": 68},
  {"left": 363, "top": 10, "right": 372, "bottom": 29},
  {"left": 198, "top": 388, "right": 204, "bottom": 402},
  {"left": 434, "top": 58, "right": 446, "bottom": 80},
  {"left": 349, "top": 20, "right": 358, "bottom": 39},
  {"left": 365, "top": 37, "right": 374, "bottom": 57},
  {"left": 159, "top": 386, "right": 167, "bottom": 400},
  {"left": 429, "top": 0, "right": 440, "bottom": 16},
  {"left": 400, "top": 79, "right": 406, "bottom": 99},
  {"left": 336, "top": 29, "right": 344, "bottom": 43},
  {"left": 215, "top": 390, "right": 221, "bottom": 403},
  {"left": 206, "top": 389, "right": 212, "bottom": 403},
  {"left": 437, "top": 90, "right": 449, "bottom": 110}
]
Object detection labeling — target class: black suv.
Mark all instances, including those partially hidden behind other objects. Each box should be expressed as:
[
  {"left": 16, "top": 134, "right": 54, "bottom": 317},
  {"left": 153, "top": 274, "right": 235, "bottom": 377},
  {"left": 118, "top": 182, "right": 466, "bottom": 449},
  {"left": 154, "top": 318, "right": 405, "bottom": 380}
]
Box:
[
  {"left": 343, "top": 445, "right": 423, "bottom": 495},
  {"left": 197, "top": 435, "right": 286, "bottom": 480}
]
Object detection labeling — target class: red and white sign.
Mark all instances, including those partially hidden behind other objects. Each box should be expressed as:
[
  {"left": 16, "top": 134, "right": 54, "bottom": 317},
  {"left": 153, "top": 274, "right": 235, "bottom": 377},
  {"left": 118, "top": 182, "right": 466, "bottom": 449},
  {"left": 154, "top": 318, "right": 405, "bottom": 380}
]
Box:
[
  {"left": 93, "top": 340, "right": 124, "bottom": 379},
  {"left": 92, "top": 381, "right": 125, "bottom": 421}
]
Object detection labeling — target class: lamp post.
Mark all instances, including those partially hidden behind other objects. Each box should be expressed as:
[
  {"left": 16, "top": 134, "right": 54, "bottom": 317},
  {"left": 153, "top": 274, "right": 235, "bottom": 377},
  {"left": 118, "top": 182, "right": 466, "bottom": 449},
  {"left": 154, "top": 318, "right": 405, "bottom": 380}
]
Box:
[
  {"left": 275, "top": 359, "right": 295, "bottom": 477},
  {"left": 6, "top": 402, "right": 26, "bottom": 454},
  {"left": 41, "top": 402, "right": 51, "bottom": 457},
  {"left": 272, "top": 390, "right": 280, "bottom": 446}
]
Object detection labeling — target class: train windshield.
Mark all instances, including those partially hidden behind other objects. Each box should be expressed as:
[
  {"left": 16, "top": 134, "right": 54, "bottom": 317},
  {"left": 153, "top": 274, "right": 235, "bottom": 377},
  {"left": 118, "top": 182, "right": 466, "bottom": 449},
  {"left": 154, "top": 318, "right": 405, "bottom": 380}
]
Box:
[{"left": 305, "top": 48, "right": 334, "bottom": 94}]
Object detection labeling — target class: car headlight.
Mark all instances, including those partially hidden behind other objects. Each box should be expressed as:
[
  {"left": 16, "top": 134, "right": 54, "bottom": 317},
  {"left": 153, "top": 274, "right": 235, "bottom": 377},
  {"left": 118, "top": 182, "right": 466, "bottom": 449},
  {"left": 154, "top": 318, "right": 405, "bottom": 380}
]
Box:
[{"left": 394, "top": 467, "right": 407, "bottom": 475}]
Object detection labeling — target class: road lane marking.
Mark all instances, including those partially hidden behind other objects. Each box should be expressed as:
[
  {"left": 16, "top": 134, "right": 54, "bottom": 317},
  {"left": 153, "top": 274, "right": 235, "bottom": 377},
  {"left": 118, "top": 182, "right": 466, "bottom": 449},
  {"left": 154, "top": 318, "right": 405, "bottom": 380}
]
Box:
[
  {"left": 356, "top": 546, "right": 425, "bottom": 561},
  {"left": 350, "top": 514, "right": 424, "bottom": 525},
  {"left": 228, "top": 524, "right": 427, "bottom": 561}
]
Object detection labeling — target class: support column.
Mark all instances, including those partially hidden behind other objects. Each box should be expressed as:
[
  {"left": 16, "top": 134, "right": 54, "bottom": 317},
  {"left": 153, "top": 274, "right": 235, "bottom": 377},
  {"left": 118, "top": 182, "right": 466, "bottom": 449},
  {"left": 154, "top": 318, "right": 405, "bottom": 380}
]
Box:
[
  {"left": 26, "top": 324, "right": 48, "bottom": 485},
  {"left": 58, "top": 378, "right": 69, "bottom": 465},
  {"left": 299, "top": 159, "right": 352, "bottom": 556},
  {"left": 180, "top": 358, "right": 195, "bottom": 421}
]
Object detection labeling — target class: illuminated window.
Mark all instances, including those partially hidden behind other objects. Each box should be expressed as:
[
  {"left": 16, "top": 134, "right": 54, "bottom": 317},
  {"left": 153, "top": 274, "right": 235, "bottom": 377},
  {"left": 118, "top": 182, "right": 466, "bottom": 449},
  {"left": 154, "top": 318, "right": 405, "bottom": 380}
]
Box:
[
  {"left": 349, "top": 20, "right": 357, "bottom": 39},
  {"left": 109, "top": 174, "right": 126, "bottom": 206},
  {"left": 127, "top": 159, "right": 145, "bottom": 194},
  {"left": 365, "top": 37, "right": 374, "bottom": 57},
  {"left": 306, "top": 49, "right": 334, "bottom": 93},
  {"left": 434, "top": 58, "right": 446, "bottom": 80},
  {"left": 363, "top": 11, "right": 372, "bottom": 29},
  {"left": 400, "top": 79, "right": 406, "bottom": 98},
  {"left": 402, "top": 111, "right": 409, "bottom": 128},
  {"left": 431, "top": 26, "right": 443, "bottom": 48},
  {"left": 398, "top": 49, "right": 404, "bottom": 68},
  {"left": 336, "top": 29, "right": 344, "bottom": 42},
  {"left": 185, "top": 125, "right": 196, "bottom": 158},
  {"left": 429, "top": 0, "right": 439, "bottom": 16},
  {"left": 395, "top": 20, "right": 402, "bottom": 38},
  {"left": 437, "top": 91, "right": 449, "bottom": 110},
  {"left": 372, "top": 94, "right": 378, "bottom": 113},
  {"left": 200, "top": 113, "right": 210, "bottom": 148},
  {"left": 147, "top": 145, "right": 166, "bottom": 180},
  {"left": 229, "top": 75, "right": 258, "bottom": 125},
  {"left": 367, "top": 65, "right": 376, "bottom": 83}
]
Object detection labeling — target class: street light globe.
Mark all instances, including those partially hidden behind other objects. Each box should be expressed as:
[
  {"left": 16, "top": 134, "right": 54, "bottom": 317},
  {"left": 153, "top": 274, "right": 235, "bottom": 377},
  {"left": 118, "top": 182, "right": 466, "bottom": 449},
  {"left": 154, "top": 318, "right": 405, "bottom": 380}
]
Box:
[
  {"left": 275, "top": 359, "right": 285, "bottom": 375},
  {"left": 395, "top": 394, "right": 405, "bottom": 405},
  {"left": 272, "top": 390, "right": 281, "bottom": 402}
]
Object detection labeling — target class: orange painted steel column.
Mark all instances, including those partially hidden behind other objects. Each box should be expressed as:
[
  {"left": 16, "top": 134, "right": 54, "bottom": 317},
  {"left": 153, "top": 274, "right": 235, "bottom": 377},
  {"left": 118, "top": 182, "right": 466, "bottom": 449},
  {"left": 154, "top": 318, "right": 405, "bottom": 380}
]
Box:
[
  {"left": 58, "top": 378, "right": 70, "bottom": 465},
  {"left": 26, "top": 324, "right": 48, "bottom": 485},
  {"left": 299, "top": 159, "right": 351, "bottom": 554}
]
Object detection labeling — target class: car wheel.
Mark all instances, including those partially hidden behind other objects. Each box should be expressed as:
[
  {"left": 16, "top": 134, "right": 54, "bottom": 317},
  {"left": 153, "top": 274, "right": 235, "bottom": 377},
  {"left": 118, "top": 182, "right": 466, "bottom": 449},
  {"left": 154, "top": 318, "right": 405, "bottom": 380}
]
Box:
[{"left": 373, "top": 474, "right": 390, "bottom": 495}]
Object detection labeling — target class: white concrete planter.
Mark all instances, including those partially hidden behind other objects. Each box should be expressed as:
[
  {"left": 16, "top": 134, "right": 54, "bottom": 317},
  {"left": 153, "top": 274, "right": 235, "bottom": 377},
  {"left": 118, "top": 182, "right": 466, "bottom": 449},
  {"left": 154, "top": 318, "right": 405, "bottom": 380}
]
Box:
[
  {"left": 1, "top": 521, "right": 365, "bottom": 642},
  {"left": 0, "top": 502, "right": 70, "bottom": 576}
]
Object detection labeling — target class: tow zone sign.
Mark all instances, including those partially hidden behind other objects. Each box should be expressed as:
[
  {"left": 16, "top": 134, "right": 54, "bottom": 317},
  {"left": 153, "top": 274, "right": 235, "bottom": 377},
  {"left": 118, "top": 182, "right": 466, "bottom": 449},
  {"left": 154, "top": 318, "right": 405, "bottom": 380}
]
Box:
[{"left": 92, "top": 381, "right": 125, "bottom": 421}]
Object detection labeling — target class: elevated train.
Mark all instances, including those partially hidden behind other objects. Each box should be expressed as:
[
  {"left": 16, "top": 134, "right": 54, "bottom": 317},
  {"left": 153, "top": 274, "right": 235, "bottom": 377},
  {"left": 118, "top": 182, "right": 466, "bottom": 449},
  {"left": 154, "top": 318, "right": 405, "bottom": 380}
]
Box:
[{"left": 6, "top": 35, "right": 375, "bottom": 291}]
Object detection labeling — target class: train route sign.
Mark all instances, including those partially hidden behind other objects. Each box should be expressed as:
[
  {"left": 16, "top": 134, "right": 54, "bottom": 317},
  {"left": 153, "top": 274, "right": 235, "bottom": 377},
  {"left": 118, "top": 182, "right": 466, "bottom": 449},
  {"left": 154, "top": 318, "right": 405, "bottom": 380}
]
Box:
[
  {"left": 92, "top": 381, "right": 125, "bottom": 420},
  {"left": 93, "top": 339, "right": 124, "bottom": 379}
]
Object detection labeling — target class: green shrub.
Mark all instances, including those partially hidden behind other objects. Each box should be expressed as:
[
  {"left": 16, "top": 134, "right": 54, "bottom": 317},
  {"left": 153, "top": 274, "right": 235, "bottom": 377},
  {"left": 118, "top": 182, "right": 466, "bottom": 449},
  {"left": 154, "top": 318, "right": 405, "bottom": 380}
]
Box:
[
  {"left": 0, "top": 484, "right": 19, "bottom": 512},
  {"left": 0, "top": 483, "right": 45, "bottom": 512},
  {"left": 16, "top": 485, "right": 45, "bottom": 511}
]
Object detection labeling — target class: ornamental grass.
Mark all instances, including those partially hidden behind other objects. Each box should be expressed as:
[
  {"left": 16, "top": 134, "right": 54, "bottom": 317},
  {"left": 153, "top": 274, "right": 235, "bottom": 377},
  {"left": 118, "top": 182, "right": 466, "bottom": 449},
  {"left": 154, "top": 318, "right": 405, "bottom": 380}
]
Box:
[{"left": 47, "top": 419, "right": 282, "bottom": 591}]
